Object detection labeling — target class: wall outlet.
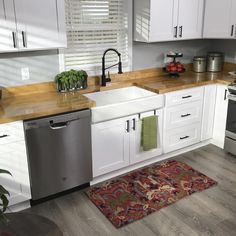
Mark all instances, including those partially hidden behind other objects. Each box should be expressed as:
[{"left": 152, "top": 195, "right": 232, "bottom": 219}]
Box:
[{"left": 21, "top": 67, "right": 30, "bottom": 81}]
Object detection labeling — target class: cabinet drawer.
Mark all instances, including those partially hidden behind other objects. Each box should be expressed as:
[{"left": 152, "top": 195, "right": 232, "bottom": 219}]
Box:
[
  {"left": 163, "top": 123, "right": 201, "bottom": 153},
  {"left": 165, "top": 101, "right": 203, "bottom": 130},
  {"left": 0, "top": 122, "right": 25, "bottom": 144},
  {"left": 165, "top": 87, "right": 204, "bottom": 107}
]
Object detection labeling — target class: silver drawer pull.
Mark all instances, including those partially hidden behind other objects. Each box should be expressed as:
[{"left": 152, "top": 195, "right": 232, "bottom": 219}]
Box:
[
  {"left": 180, "top": 136, "right": 189, "bottom": 140},
  {"left": 0, "top": 134, "right": 9, "bottom": 139},
  {"left": 181, "top": 114, "right": 191, "bottom": 118},
  {"left": 182, "top": 95, "right": 192, "bottom": 99}
]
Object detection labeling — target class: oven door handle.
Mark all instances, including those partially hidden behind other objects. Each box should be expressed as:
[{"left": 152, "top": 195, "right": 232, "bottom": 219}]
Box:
[{"left": 228, "top": 94, "right": 236, "bottom": 101}]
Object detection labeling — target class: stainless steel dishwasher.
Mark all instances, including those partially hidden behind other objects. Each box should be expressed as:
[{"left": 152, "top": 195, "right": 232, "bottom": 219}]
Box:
[{"left": 24, "top": 109, "right": 92, "bottom": 201}]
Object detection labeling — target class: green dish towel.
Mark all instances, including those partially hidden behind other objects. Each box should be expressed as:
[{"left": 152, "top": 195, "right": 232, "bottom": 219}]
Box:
[{"left": 141, "top": 115, "right": 158, "bottom": 151}]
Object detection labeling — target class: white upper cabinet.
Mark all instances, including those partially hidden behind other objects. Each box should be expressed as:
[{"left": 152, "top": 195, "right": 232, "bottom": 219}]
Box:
[
  {"left": 0, "top": 0, "right": 17, "bottom": 51},
  {"left": 177, "top": 0, "right": 204, "bottom": 40},
  {"left": 203, "top": 0, "right": 236, "bottom": 39},
  {"left": 149, "top": 0, "right": 177, "bottom": 42},
  {"left": 134, "top": 0, "right": 204, "bottom": 42},
  {"left": 0, "top": 0, "right": 67, "bottom": 52}
]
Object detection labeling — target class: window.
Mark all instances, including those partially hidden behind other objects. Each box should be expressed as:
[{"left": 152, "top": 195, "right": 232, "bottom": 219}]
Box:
[{"left": 63, "top": 0, "right": 131, "bottom": 75}]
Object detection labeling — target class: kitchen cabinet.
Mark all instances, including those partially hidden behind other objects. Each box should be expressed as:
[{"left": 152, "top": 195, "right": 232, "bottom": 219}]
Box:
[
  {"left": 177, "top": 0, "right": 204, "bottom": 40},
  {"left": 201, "top": 85, "right": 217, "bottom": 141},
  {"left": 130, "top": 110, "right": 163, "bottom": 165},
  {"left": 203, "top": 0, "right": 236, "bottom": 39},
  {"left": 0, "top": 121, "right": 31, "bottom": 206},
  {"left": 0, "top": 0, "right": 67, "bottom": 52},
  {"left": 212, "top": 85, "right": 229, "bottom": 148},
  {"left": 133, "top": 0, "right": 204, "bottom": 42},
  {"left": 0, "top": 0, "right": 17, "bottom": 51},
  {"left": 163, "top": 87, "right": 204, "bottom": 153},
  {"left": 91, "top": 116, "right": 131, "bottom": 177},
  {"left": 92, "top": 111, "right": 163, "bottom": 177}
]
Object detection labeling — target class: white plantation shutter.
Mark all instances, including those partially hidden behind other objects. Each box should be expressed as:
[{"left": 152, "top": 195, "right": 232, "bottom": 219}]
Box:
[{"left": 64, "top": 0, "right": 130, "bottom": 74}]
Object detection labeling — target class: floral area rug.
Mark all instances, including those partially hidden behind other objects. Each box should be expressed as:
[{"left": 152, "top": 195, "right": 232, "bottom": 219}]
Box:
[{"left": 86, "top": 160, "right": 217, "bottom": 228}]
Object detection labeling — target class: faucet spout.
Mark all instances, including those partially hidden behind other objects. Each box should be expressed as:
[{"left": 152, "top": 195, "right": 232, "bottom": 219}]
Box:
[{"left": 101, "top": 48, "right": 123, "bottom": 86}]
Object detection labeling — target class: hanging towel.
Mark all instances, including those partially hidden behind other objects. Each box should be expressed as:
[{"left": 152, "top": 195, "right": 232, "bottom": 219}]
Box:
[{"left": 141, "top": 115, "right": 158, "bottom": 151}]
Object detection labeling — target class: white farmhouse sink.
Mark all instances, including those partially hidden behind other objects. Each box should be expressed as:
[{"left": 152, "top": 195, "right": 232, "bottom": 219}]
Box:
[{"left": 85, "top": 86, "right": 164, "bottom": 123}]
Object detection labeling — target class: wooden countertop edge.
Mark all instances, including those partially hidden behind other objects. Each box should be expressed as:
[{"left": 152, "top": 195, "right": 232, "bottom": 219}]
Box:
[{"left": 0, "top": 76, "right": 233, "bottom": 124}]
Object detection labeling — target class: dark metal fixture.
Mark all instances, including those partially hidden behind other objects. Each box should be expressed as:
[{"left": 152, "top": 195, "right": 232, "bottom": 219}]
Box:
[{"left": 101, "top": 48, "right": 123, "bottom": 86}]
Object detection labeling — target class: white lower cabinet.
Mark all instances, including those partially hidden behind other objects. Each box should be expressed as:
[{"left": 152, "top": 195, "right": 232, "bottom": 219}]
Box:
[
  {"left": 163, "top": 86, "right": 204, "bottom": 153},
  {"left": 163, "top": 123, "right": 201, "bottom": 153},
  {"left": 212, "top": 84, "right": 228, "bottom": 148},
  {"left": 92, "top": 110, "right": 163, "bottom": 177},
  {"left": 0, "top": 121, "right": 31, "bottom": 206},
  {"left": 164, "top": 101, "right": 203, "bottom": 130},
  {"left": 130, "top": 110, "right": 163, "bottom": 165},
  {"left": 201, "top": 85, "right": 217, "bottom": 141},
  {"left": 91, "top": 116, "right": 131, "bottom": 177}
]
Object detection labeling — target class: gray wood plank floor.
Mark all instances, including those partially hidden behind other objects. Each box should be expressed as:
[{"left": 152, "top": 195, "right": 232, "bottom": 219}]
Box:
[{"left": 25, "top": 144, "right": 236, "bottom": 236}]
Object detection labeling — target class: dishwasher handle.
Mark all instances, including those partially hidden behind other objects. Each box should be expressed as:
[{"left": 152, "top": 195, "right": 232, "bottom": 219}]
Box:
[{"left": 49, "top": 121, "right": 69, "bottom": 130}]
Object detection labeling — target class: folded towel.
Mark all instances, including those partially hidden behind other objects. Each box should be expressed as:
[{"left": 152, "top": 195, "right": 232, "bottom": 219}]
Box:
[{"left": 141, "top": 115, "right": 158, "bottom": 151}]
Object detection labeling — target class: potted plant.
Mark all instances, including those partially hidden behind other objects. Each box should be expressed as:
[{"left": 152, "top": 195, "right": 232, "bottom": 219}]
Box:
[
  {"left": 0, "top": 169, "right": 63, "bottom": 235},
  {"left": 55, "top": 70, "right": 88, "bottom": 92},
  {"left": 0, "top": 169, "right": 11, "bottom": 222}
]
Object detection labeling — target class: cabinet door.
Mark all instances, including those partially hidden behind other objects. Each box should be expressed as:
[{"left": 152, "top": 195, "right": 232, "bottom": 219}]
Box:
[
  {"left": 212, "top": 85, "right": 228, "bottom": 148},
  {"left": 130, "top": 110, "right": 163, "bottom": 165},
  {"left": 177, "top": 0, "right": 204, "bottom": 39},
  {"left": 203, "top": 0, "right": 233, "bottom": 38},
  {"left": 14, "top": 0, "right": 66, "bottom": 50},
  {"left": 0, "top": 0, "right": 17, "bottom": 52},
  {"left": 0, "top": 121, "right": 31, "bottom": 206},
  {"left": 149, "top": 0, "right": 177, "bottom": 42},
  {"left": 201, "top": 85, "right": 217, "bottom": 141},
  {"left": 91, "top": 117, "right": 130, "bottom": 177}
]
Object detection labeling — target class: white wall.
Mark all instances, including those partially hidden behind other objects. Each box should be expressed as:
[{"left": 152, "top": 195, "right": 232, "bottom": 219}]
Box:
[
  {"left": 132, "top": 40, "right": 217, "bottom": 70},
  {"left": 0, "top": 50, "right": 59, "bottom": 87}
]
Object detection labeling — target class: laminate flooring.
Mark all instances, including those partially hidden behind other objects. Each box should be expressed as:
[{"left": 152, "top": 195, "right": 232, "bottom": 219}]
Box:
[{"left": 25, "top": 144, "right": 236, "bottom": 236}]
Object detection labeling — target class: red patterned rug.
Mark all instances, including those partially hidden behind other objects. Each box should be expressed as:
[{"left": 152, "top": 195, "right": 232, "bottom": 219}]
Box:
[{"left": 86, "top": 160, "right": 217, "bottom": 228}]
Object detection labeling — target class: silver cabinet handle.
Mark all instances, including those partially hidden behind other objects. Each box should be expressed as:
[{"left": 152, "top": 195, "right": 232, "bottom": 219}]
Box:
[
  {"left": 0, "top": 134, "right": 9, "bottom": 139},
  {"left": 22, "top": 31, "right": 27, "bottom": 48},
  {"left": 181, "top": 114, "right": 191, "bottom": 118},
  {"left": 231, "top": 25, "right": 234, "bottom": 37},
  {"left": 126, "top": 120, "right": 130, "bottom": 133},
  {"left": 174, "top": 26, "right": 178, "bottom": 38},
  {"left": 179, "top": 26, "right": 183, "bottom": 38},
  {"left": 182, "top": 95, "right": 192, "bottom": 99},
  {"left": 132, "top": 118, "right": 136, "bottom": 131},
  {"left": 224, "top": 89, "right": 228, "bottom": 100},
  {"left": 12, "top": 32, "right": 17, "bottom": 48}
]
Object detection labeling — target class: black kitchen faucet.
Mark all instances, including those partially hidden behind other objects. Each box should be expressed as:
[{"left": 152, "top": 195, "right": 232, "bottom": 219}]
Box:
[{"left": 101, "top": 48, "right": 123, "bottom": 86}]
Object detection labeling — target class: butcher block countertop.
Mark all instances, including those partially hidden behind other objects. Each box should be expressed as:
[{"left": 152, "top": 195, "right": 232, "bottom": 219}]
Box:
[
  {"left": 135, "top": 71, "right": 234, "bottom": 94},
  {"left": 0, "top": 91, "right": 96, "bottom": 124},
  {"left": 0, "top": 64, "right": 235, "bottom": 124}
]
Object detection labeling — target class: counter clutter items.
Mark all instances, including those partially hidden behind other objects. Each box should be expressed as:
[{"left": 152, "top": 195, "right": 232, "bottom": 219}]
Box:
[{"left": 163, "top": 52, "right": 185, "bottom": 77}]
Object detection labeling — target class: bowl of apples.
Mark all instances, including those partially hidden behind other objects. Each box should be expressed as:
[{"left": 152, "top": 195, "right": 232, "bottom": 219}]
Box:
[{"left": 163, "top": 53, "right": 185, "bottom": 77}]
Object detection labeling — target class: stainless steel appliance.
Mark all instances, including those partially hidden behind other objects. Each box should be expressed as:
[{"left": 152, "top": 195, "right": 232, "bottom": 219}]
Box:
[
  {"left": 193, "top": 56, "right": 207, "bottom": 73},
  {"left": 207, "top": 52, "right": 224, "bottom": 72},
  {"left": 225, "top": 81, "right": 236, "bottom": 155},
  {"left": 24, "top": 110, "right": 92, "bottom": 200}
]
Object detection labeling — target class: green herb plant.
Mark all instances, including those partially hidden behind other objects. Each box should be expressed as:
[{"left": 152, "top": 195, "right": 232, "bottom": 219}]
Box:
[{"left": 55, "top": 69, "right": 88, "bottom": 92}]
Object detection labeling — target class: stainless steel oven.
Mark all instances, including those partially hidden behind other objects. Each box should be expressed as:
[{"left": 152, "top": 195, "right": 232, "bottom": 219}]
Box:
[{"left": 225, "top": 84, "right": 236, "bottom": 155}]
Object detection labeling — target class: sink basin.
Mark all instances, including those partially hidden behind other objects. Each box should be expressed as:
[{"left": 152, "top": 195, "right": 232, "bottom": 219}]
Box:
[{"left": 85, "top": 86, "right": 164, "bottom": 123}]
